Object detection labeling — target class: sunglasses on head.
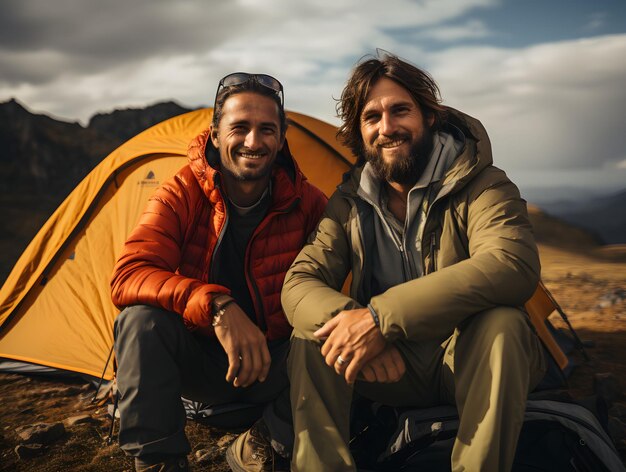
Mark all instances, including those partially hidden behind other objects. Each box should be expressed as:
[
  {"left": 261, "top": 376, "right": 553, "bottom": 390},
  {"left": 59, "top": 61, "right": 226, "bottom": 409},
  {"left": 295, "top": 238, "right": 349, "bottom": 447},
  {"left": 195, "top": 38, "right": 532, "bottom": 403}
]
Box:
[{"left": 213, "top": 72, "right": 284, "bottom": 109}]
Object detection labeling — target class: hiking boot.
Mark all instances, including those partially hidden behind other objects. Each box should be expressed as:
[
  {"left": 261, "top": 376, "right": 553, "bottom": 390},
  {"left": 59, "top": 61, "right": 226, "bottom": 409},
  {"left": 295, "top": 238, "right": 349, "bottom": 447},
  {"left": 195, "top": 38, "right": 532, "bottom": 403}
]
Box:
[
  {"left": 226, "top": 419, "right": 289, "bottom": 472},
  {"left": 135, "top": 455, "right": 189, "bottom": 472}
]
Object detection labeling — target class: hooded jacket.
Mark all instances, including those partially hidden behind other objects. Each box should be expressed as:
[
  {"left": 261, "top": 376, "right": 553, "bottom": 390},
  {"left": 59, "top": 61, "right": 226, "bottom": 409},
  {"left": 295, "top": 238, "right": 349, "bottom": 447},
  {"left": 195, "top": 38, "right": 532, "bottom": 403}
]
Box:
[
  {"left": 111, "top": 129, "right": 327, "bottom": 340},
  {"left": 281, "top": 108, "right": 540, "bottom": 342}
]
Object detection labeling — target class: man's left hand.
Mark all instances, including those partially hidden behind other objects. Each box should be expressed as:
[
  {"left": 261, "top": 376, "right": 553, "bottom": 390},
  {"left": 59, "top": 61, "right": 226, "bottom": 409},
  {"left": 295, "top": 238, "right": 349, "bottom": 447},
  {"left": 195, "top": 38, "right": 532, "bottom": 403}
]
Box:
[{"left": 314, "top": 307, "right": 386, "bottom": 384}]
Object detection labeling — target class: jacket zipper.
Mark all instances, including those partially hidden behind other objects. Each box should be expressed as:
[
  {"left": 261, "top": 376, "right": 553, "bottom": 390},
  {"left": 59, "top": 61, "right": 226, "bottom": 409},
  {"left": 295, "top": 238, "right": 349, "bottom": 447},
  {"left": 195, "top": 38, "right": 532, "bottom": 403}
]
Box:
[
  {"left": 352, "top": 197, "right": 368, "bottom": 301},
  {"left": 429, "top": 231, "right": 438, "bottom": 274},
  {"left": 245, "top": 258, "right": 266, "bottom": 332},
  {"left": 208, "top": 182, "right": 230, "bottom": 283},
  {"left": 208, "top": 212, "right": 228, "bottom": 283},
  {"left": 399, "top": 242, "right": 411, "bottom": 281},
  {"left": 245, "top": 198, "right": 301, "bottom": 333}
]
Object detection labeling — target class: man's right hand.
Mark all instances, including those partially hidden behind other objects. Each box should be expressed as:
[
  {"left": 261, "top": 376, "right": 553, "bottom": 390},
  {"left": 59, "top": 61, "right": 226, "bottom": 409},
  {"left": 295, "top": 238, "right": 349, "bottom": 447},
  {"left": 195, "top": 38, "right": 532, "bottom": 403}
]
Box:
[
  {"left": 359, "top": 344, "right": 406, "bottom": 383},
  {"left": 213, "top": 302, "right": 271, "bottom": 388}
]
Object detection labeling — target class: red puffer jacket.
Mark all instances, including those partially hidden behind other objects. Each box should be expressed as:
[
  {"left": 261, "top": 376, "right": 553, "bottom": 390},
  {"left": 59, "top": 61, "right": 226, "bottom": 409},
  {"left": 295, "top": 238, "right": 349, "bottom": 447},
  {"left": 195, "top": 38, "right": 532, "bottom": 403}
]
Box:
[{"left": 111, "top": 129, "right": 327, "bottom": 340}]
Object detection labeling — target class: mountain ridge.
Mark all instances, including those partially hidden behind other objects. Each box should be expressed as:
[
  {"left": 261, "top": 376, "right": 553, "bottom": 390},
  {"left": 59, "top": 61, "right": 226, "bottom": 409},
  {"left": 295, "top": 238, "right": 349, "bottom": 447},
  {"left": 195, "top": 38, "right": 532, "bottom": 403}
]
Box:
[
  {"left": 536, "top": 189, "right": 626, "bottom": 245},
  {"left": 0, "top": 98, "right": 192, "bottom": 198}
]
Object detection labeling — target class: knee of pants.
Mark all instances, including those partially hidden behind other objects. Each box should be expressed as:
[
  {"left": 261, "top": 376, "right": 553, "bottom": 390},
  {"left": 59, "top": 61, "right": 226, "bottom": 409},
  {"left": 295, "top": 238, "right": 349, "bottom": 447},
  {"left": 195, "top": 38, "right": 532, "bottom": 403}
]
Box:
[
  {"left": 287, "top": 332, "right": 342, "bottom": 387},
  {"left": 114, "top": 304, "right": 179, "bottom": 343},
  {"left": 457, "top": 306, "right": 535, "bottom": 354}
]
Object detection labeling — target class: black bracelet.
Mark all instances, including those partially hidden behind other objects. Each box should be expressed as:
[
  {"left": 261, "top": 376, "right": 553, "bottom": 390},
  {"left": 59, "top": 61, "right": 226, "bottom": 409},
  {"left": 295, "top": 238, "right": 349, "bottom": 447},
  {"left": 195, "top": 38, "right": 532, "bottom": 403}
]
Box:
[
  {"left": 367, "top": 304, "right": 380, "bottom": 327},
  {"left": 211, "top": 295, "right": 236, "bottom": 327},
  {"left": 213, "top": 294, "right": 235, "bottom": 312}
]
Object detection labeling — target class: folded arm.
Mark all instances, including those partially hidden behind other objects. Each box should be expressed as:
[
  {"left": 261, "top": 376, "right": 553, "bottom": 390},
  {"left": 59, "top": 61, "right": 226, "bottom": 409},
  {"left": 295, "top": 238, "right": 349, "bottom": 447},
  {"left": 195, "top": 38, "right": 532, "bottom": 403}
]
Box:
[{"left": 372, "top": 174, "right": 540, "bottom": 342}]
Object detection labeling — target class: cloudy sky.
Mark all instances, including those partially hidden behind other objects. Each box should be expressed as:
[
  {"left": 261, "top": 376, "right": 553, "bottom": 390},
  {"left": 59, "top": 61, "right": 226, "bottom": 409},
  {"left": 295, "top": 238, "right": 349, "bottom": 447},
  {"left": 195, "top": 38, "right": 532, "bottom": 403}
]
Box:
[{"left": 1, "top": 0, "right": 625, "bottom": 197}]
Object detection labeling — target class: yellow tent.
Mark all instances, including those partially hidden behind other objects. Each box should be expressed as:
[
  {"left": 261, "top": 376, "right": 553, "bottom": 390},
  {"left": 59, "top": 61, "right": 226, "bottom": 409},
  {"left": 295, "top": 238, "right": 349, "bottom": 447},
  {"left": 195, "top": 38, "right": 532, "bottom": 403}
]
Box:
[
  {"left": 0, "top": 108, "right": 354, "bottom": 381},
  {"left": 0, "top": 107, "right": 576, "bottom": 385}
]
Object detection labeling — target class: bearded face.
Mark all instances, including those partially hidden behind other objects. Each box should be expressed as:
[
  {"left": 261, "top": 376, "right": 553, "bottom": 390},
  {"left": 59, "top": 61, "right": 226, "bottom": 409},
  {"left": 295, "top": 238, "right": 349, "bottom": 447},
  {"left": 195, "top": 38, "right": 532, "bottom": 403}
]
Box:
[
  {"left": 363, "top": 126, "right": 434, "bottom": 186},
  {"left": 359, "top": 77, "right": 436, "bottom": 187}
]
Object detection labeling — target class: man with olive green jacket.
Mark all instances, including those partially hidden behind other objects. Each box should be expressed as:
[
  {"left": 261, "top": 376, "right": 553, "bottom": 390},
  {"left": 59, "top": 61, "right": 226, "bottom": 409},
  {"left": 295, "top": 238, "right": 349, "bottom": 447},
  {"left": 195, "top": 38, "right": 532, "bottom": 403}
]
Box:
[{"left": 281, "top": 53, "right": 546, "bottom": 472}]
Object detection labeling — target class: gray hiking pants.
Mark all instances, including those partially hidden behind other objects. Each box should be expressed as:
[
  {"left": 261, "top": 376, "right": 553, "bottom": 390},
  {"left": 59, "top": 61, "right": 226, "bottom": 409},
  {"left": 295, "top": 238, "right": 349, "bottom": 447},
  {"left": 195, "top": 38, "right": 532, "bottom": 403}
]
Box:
[{"left": 114, "top": 305, "right": 293, "bottom": 458}]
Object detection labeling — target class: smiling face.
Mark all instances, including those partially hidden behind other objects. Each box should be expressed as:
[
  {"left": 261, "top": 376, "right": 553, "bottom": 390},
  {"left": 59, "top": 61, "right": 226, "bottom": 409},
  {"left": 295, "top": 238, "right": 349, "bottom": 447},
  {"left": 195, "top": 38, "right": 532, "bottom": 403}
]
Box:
[
  {"left": 210, "top": 91, "right": 285, "bottom": 186},
  {"left": 359, "top": 77, "right": 435, "bottom": 185}
]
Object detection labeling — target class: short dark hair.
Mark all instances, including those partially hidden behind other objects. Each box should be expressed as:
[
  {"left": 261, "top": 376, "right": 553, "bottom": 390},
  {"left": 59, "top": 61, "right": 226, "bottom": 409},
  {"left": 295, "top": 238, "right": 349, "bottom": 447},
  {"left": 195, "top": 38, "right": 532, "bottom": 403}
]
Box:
[
  {"left": 212, "top": 82, "right": 287, "bottom": 135},
  {"left": 336, "top": 52, "right": 446, "bottom": 159}
]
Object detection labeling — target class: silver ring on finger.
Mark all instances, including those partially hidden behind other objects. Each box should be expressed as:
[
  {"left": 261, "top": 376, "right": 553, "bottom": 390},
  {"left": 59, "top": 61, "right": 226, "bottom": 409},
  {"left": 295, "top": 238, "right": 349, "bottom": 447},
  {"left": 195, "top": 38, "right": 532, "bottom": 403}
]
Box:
[{"left": 337, "top": 355, "right": 347, "bottom": 366}]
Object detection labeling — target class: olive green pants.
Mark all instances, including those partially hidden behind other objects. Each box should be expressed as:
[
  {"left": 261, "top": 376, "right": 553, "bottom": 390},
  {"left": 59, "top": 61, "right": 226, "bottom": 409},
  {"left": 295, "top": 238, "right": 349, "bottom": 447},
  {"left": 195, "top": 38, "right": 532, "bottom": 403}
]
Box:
[{"left": 288, "top": 306, "right": 546, "bottom": 472}]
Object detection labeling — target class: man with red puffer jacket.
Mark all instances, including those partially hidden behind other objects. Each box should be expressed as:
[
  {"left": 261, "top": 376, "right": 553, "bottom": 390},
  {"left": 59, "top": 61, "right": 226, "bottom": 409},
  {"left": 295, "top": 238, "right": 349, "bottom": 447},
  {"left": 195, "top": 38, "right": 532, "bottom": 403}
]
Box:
[{"left": 111, "top": 72, "right": 327, "bottom": 472}]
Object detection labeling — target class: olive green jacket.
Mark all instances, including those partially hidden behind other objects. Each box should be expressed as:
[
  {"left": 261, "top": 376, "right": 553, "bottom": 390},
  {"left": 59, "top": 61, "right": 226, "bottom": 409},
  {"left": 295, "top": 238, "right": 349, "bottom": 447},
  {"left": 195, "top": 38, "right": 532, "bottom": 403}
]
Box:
[{"left": 281, "top": 107, "right": 540, "bottom": 343}]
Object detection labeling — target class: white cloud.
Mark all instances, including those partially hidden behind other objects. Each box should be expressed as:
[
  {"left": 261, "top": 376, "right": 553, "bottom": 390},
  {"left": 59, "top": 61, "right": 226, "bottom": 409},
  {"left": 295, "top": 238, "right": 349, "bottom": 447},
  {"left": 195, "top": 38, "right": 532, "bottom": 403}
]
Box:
[
  {"left": 0, "top": 0, "right": 497, "bottom": 123},
  {"left": 1, "top": 0, "right": 625, "bottom": 192},
  {"left": 417, "top": 19, "right": 491, "bottom": 42},
  {"left": 428, "top": 34, "right": 626, "bottom": 177},
  {"left": 584, "top": 12, "right": 607, "bottom": 31}
]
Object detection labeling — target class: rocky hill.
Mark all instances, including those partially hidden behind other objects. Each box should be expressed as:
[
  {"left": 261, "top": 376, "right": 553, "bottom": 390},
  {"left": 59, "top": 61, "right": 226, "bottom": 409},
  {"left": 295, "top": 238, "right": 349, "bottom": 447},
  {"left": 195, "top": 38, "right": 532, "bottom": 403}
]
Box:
[
  {"left": 88, "top": 101, "right": 192, "bottom": 144},
  {"left": 528, "top": 188, "right": 626, "bottom": 245},
  {"left": 0, "top": 99, "right": 107, "bottom": 197},
  {"left": 552, "top": 190, "right": 626, "bottom": 245},
  {"left": 0, "top": 98, "right": 191, "bottom": 198},
  {"left": 526, "top": 204, "right": 603, "bottom": 250}
]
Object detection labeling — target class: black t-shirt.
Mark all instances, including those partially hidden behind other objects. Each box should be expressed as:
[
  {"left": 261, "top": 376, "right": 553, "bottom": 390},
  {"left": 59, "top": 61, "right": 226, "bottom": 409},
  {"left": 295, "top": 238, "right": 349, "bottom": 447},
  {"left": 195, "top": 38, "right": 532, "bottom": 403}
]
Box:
[{"left": 211, "top": 189, "right": 271, "bottom": 324}]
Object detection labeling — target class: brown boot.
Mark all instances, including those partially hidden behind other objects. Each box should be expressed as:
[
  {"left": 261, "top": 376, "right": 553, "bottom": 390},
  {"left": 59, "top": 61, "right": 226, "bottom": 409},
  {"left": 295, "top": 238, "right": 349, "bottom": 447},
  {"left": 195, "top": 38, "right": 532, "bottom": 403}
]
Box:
[
  {"left": 135, "top": 455, "right": 189, "bottom": 472},
  {"left": 226, "top": 419, "right": 289, "bottom": 472}
]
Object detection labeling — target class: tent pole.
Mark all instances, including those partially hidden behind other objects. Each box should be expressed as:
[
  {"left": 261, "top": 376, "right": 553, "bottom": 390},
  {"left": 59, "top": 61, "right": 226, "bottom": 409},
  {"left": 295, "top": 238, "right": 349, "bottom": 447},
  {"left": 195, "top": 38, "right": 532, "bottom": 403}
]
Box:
[
  {"left": 92, "top": 344, "right": 115, "bottom": 403},
  {"left": 106, "top": 391, "right": 119, "bottom": 444}
]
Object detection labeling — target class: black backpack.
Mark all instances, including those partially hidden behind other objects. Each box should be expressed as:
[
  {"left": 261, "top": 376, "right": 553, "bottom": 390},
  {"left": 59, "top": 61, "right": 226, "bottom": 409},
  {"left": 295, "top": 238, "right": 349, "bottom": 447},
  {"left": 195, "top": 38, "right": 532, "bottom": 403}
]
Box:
[{"left": 350, "top": 399, "right": 625, "bottom": 471}]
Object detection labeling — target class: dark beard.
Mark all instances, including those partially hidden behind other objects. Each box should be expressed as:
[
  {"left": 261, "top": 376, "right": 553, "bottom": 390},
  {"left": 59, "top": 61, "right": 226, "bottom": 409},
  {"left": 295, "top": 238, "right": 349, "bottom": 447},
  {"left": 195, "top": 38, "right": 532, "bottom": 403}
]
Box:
[
  {"left": 220, "top": 146, "right": 275, "bottom": 182},
  {"left": 224, "top": 162, "right": 274, "bottom": 182},
  {"left": 364, "top": 129, "right": 434, "bottom": 186}
]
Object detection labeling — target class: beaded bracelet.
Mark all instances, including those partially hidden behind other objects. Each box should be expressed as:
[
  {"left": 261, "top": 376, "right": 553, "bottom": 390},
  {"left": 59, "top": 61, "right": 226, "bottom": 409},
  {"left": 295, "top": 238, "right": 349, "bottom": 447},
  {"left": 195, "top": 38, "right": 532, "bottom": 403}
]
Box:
[{"left": 211, "top": 295, "right": 236, "bottom": 327}]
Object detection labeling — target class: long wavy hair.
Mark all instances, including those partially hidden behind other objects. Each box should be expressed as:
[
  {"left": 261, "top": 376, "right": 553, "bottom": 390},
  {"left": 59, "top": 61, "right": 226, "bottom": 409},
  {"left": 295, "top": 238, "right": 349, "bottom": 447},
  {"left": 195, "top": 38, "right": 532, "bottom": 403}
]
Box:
[{"left": 336, "top": 52, "right": 446, "bottom": 163}]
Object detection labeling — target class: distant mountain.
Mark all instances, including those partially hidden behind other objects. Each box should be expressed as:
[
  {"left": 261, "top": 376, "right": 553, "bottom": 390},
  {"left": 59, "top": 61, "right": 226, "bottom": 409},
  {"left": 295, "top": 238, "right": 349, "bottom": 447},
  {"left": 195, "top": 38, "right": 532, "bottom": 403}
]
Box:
[
  {"left": 0, "top": 98, "right": 193, "bottom": 282},
  {"left": 89, "top": 101, "right": 191, "bottom": 144},
  {"left": 526, "top": 189, "right": 626, "bottom": 245},
  {"left": 526, "top": 205, "right": 603, "bottom": 249},
  {"left": 0, "top": 98, "right": 192, "bottom": 199},
  {"left": 0, "top": 98, "right": 110, "bottom": 197},
  {"left": 522, "top": 186, "right": 611, "bottom": 208},
  {"left": 553, "top": 190, "right": 626, "bottom": 244}
]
